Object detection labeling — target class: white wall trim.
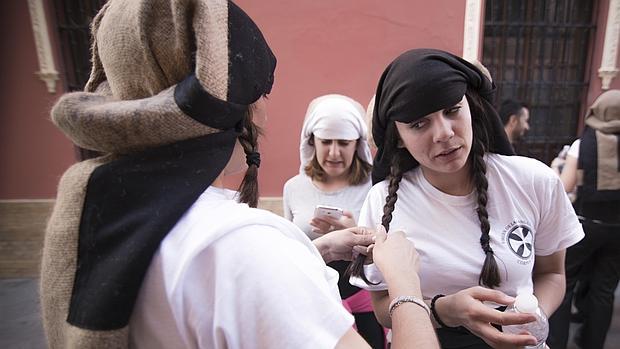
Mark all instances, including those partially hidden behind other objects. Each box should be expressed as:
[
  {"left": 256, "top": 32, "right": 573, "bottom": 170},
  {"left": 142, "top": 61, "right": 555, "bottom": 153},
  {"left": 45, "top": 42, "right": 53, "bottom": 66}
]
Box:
[
  {"left": 27, "top": 0, "right": 59, "bottom": 93},
  {"left": 599, "top": 0, "right": 620, "bottom": 90},
  {"left": 463, "top": 0, "right": 483, "bottom": 61}
]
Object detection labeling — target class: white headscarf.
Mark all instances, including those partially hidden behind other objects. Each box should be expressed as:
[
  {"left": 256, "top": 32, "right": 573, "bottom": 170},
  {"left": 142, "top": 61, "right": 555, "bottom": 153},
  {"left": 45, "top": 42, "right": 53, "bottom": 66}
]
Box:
[
  {"left": 299, "top": 94, "right": 373, "bottom": 174},
  {"left": 365, "top": 94, "right": 376, "bottom": 151}
]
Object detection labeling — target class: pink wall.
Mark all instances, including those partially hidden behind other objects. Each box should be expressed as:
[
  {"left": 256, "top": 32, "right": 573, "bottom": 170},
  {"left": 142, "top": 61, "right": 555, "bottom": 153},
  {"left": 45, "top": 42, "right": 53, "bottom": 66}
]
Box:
[
  {"left": 5, "top": 0, "right": 619, "bottom": 199},
  {"left": 236, "top": 0, "right": 466, "bottom": 196},
  {"left": 2, "top": 0, "right": 466, "bottom": 199},
  {"left": 0, "top": 1, "right": 74, "bottom": 199},
  {"left": 5, "top": 0, "right": 618, "bottom": 200}
]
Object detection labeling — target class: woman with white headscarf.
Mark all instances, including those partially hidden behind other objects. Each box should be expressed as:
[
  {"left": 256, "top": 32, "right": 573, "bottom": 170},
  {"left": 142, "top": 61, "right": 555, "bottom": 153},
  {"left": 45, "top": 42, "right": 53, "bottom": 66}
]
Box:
[{"left": 283, "top": 94, "right": 385, "bottom": 348}]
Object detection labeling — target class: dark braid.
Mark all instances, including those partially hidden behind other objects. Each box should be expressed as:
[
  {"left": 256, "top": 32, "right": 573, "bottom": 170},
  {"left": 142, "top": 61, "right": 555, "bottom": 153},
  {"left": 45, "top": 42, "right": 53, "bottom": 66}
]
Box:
[
  {"left": 381, "top": 154, "right": 404, "bottom": 232},
  {"left": 347, "top": 145, "right": 404, "bottom": 282},
  {"left": 237, "top": 107, "right": 262, "bottom": 208},
  {"left": 471, "top": 136, "right": 500, "bottom": 287},
  {"left": 467, "top": 90, "right": 501, "bottom": 288}
]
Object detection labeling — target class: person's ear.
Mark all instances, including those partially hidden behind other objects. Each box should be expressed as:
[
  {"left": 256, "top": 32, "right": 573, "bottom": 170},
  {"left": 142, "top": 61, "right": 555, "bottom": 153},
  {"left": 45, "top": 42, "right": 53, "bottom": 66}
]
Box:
[{"left": 508, "top": 114, "right": 519, "bottom": 127}]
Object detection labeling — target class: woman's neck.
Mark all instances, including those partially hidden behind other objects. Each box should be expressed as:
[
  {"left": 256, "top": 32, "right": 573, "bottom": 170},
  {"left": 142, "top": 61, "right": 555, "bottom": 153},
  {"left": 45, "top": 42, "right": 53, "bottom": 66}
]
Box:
[
  {"left": 421, "top": 164, "right": 473, "bottom": 196},
  {"left": 312, "top": 176, "right": 350, "bottom": 192},
  {"left": 211, "top": 176, "right": 224, "bottom": 188},
  {"left": 212, "top": 172, "right": 244, "bottom": 190}
]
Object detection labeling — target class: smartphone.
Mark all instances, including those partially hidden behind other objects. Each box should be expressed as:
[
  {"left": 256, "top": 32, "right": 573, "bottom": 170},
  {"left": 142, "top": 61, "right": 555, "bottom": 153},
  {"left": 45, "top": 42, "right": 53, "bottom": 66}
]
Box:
[{"left": 314, "top": 205, "right": 343, "bottom": 220}]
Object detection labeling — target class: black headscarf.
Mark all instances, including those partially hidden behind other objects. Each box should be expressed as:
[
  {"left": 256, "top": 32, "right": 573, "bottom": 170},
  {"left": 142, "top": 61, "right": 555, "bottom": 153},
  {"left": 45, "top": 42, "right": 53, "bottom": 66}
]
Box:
[{"left": 371, "top": 48, "right": 513, "bottom": 184}]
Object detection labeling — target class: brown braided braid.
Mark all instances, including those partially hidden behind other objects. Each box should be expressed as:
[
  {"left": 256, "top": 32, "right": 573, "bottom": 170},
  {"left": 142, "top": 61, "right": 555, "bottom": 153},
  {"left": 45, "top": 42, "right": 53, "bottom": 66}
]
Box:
[
  {"left": 467, "top": 91, "right": 501, "bottom": 288},
  {"left": 347, "top": 140, "right": 404, "bottom": 282},
  {"left": 380, "top": 153, "right": 404, "bottom": 232},
  {"left": 237, "top": 106, "right": 262, "bottom": 207}
]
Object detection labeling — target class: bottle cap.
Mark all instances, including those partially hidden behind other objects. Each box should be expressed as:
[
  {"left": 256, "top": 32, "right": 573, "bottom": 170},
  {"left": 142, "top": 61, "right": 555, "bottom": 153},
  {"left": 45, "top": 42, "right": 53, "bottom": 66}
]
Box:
[{"left": 513, "top": 293, "right": 538, "bottom": 314}]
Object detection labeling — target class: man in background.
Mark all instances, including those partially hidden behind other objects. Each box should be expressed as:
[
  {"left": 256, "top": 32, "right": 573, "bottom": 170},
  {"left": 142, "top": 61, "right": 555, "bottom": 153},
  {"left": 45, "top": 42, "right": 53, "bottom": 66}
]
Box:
[{"left": 499, "top": 99, "right": 530, "bottom": 147}]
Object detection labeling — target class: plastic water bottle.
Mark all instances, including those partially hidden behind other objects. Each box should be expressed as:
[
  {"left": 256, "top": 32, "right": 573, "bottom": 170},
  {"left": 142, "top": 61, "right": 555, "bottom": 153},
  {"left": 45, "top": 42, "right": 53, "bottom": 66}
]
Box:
[
  {"left": 502, "top": 293, "right": 548, "bottom": 348},
  {"left": 556, "top": 144, "right": 571, "bottom": 173},
  {"left": 558, "top": 144, "right": 570, "bottom": 160}
]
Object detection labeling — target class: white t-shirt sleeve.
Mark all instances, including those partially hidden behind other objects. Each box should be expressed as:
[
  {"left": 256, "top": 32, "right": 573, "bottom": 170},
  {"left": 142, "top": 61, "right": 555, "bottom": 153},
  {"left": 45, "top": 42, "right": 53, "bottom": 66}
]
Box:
[
  {"left": 534, "top": 173, "right": 584, "bottom": 256},
  {"left": 282, "top": 180, "right": 293, "bottom": 221},
  {"left": 186, "top": 226, "right": 353, "bottom": 349},
  {"left": 358, "top": 184, "right": 385, "bottom": 229}
]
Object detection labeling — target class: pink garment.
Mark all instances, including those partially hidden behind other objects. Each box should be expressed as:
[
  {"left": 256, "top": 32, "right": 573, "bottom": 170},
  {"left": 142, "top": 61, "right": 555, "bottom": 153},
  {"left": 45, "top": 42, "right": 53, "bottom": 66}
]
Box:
[
  {"left": 342, "top": 289, "right": 389, "bottom": 348},
  {"left": 342, "top": 289, "right": 374, "bottom": 314}
]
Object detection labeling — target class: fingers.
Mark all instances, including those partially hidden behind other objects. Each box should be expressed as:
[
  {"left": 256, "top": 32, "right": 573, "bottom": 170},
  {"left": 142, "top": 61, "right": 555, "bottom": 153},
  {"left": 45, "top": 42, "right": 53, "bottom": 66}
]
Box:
[
  {"left": 337, "top": 215, "right": 356, "bottom": 229},
  {"left": 320, "top": 216, "right": 340, "bottom": 226},
  {"left": 342, "top": 210, "right": 354, "bottom": 219},
  {"left": 373, "top": 224, "right": 387, "bottom": 244},
  {"left": 494, "top": 311, "right": 537, "bottom": 327},
  {"left": 339, "top": 227, "right": 374, "bottom": 259},
  {"left": 374, "top": 229, "right": 407, "bottom": 247},
  {"left": 348, "top": 226, "right": 372, "bottom": 236},
  {"left": 310, "top": 218, "right": 331, "bottom": 234},
  {"left": 352, "top": 232, "right": 374, "bottom": 246},
  {"left": 464, "top": 302, "right": 536, "bottom": 328},
  {"left": 456, "top": 288, "right": 532, "bottom": 326},
  {"left": 314, "top": 216, "right": 350, "bottom": 232},
  {"left": 472, "top": 323, "right": 538, "bottom": 348},
  {"left": 467, "top": 286, "right": 515, "bottom": 306},
  {"left": 352, "top": 245, "right": 368, "bottom": 256},
  {"left": 366, "top": 243, "right": 375, "bottom": 254},
  {"left": 376, "top": 224, "right": 387, "bottom": 235}
]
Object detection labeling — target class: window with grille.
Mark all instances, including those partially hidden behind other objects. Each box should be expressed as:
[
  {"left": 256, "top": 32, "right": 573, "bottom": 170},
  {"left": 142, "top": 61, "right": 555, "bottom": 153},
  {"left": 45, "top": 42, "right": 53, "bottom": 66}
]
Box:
[
  {"left": 52, "top": 0, "right": 106, "bottom": 160},
  {"left": 52, "top": 0, "right": 106, "bottom": 92},
  {"left": 483, "top": 0, "right": 598, "bottom": 163}
]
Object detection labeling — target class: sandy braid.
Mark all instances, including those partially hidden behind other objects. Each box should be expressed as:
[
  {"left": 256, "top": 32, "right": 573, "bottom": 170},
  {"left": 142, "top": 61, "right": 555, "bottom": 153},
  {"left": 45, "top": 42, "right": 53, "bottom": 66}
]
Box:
[
  {"left": 348, "top": 151, "right": 404, "bottom": 283},
  {"left": 468, "top": 91, "right": 501, "bottom": 288},
  {"left": 237, "top": 108, "right": 262, "bottom": 207}
]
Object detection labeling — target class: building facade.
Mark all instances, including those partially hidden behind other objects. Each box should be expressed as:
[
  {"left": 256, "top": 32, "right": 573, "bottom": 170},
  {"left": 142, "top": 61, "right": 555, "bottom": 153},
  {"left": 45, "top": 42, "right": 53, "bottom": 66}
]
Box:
[{"left": 2, "top": 0, "right": 619, "bottom": 199}]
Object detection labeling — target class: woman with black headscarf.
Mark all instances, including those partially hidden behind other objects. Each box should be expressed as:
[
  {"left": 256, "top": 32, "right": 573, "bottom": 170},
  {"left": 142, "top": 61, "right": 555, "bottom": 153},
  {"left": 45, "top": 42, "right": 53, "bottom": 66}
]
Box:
[{"left": 349, "top": 49, "right": 584, "bottom": 348}]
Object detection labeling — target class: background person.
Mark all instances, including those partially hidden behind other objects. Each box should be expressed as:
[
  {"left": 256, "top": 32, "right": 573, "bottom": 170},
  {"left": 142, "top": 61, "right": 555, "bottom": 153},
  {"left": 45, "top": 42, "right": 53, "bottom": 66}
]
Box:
[
  {"left": 548, "top": 89, "right": 620, "bottom": 349},
  {"left": 499, "top": 99, "right": 530, "bottom": 147},
  {"left": 283, "top": 94, "right": 386, "bottom": 347},
  {"left": 349, "top": 48, "right": 584, "bottom": 349}
]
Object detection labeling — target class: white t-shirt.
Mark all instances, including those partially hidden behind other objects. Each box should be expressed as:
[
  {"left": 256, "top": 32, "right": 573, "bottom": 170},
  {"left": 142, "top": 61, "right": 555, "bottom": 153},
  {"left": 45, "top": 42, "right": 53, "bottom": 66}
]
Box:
[
  {"left": 283, "top": 174, "right": 371, "bottom": 239},
  {"left": 355, "top": 154, "right": 584, "bottom": 298},
  {"left": 129, "top": 186, "right": 353, "bottom": 349}
]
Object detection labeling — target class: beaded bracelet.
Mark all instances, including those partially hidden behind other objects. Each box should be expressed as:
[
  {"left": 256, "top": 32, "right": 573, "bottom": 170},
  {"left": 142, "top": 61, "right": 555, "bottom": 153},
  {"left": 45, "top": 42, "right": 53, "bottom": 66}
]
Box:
[
  {"left": 430, "top": 294, "right": 454, "bottom": 328},
  {"left": 388, "top": 295, "right": 430, "bottom": 317}
]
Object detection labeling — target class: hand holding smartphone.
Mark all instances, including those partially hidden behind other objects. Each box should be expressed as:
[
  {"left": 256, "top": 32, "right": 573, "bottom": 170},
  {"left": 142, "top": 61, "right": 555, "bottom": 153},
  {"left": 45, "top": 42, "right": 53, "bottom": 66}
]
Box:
[{"left": 314, "top": 205, "right": 343, "bottom": 220}]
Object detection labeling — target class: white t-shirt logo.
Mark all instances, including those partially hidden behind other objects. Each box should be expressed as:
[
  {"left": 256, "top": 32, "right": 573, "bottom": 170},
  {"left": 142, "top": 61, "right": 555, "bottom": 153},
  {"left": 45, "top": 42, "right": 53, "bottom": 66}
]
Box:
[{"left": 507, "top": 224, "right": 534, "bottom": 259}]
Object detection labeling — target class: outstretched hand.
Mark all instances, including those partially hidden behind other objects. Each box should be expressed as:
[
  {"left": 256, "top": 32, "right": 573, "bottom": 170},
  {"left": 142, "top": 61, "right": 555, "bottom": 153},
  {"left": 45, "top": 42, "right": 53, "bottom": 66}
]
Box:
[
  {"left": 371, "top": 226, "right": 420, "bottom": 279},
  {"left": 313, "top": 226, "right": 374, "bottom": 263},
  {"left": 436, "top": 286, "right": 539, "bottom": 349}
]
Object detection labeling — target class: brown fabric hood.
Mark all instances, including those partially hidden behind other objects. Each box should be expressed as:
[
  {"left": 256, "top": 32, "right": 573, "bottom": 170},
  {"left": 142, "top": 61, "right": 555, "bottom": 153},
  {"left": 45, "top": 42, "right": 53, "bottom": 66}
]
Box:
[{"left": 40, "top": 1, "right": 276, "bottom": 348}]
